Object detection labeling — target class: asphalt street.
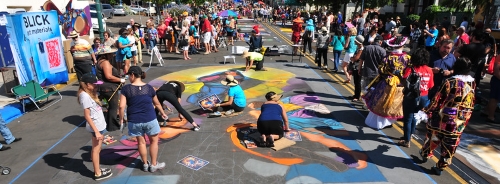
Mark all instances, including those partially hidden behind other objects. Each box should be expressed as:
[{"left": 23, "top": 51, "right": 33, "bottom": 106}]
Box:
[{"left": 0, "top": 14, "right": 498, "bottom": 184}]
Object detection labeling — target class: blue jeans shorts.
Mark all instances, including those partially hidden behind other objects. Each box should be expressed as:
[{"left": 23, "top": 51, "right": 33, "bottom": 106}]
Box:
[
  {"left": 128, "top": 119, "right": 161, "bottom": 137},
  {"left": 91, "top": 130, "right": 108, "bottom": 137}
]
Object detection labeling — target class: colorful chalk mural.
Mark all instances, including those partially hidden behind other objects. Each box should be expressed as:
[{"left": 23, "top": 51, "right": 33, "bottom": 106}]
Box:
[
  {"left": 42, "top": 0, "right": 92, "bottom": 38},
  {"left": 98, "top": 65, "right": 389, "bottom": 183}
]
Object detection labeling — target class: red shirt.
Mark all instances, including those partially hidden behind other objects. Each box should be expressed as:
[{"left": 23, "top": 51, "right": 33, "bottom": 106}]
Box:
[
  {"left": 292, "top": 22, "right": 302, "bottom": 36},
  {"left": 201, "top": 19, "right": 212, "bottom": 33},
  {"left": 164, "top": 18, "right": 172, "bottom": 27},
  {"left": 157, "top": 24, "right": 167, "bottom": 38},
  {"left": 455, "top": 33, "right": 470, "bottom": 47},
  {"left": 403, "top": 66, "right": 434, "bottom": 96}
]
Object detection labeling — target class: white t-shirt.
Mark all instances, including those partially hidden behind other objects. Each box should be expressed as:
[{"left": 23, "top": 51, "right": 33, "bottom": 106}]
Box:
[
  {"left": 127, "top": 35, "right": 137, "bottom": 52},
  {"left": 79, "top": 92, "right": 106, "bottom": 132}
]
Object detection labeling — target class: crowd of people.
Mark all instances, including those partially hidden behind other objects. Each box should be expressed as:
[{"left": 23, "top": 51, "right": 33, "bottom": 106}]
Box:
[{"left": 2, "top": 1, "right": 497, "bottom": 181}]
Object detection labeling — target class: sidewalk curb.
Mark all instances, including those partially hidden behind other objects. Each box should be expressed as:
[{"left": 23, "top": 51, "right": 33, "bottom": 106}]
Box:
[{"left": 54, "top": 73, "right": 78, "bottom": 90}]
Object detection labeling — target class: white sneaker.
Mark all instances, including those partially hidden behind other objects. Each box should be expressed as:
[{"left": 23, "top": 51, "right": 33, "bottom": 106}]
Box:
[
  {"left": 149, "top": 161, "right": 165, "bottom": 172},
  {"left": 225, "top": 109, "right": 235, "bottom": 115},
  {"left": 142, "top": 161, "right": 150, "bottom": 172}
]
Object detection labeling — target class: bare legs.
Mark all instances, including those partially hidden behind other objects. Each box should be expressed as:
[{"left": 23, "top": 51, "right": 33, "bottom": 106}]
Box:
[
  {"left": 91, "top": 136, "right": 103, "bottom": 176},
  {"left": 342, "top": 62, "right": 351, "bottom": 83},
  {"left": 136, "top": 134, "right": 159, "bottom": 166}
]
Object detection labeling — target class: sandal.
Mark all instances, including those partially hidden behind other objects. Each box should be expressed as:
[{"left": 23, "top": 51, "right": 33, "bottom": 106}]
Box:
[
  {"left": 398, "top": 140, "right": 410, "bottom": 148},
  {"left": 352, "top": 98, "right": 361, "bottom": 102}
]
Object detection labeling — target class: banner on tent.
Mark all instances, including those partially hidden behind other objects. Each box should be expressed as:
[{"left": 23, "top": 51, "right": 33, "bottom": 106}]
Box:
[{"left": 5, "top": 10, "right": 68, "bottom": 86}]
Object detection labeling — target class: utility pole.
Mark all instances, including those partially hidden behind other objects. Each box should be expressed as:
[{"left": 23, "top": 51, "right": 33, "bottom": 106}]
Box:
[{"left": 95, "top": 0, "right": 105, "bottom": 41}]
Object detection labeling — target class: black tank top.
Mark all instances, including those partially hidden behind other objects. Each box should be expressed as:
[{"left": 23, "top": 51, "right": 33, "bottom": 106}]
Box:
[{"left": 96, "top": 59, "right": 120, "bottom": 92}]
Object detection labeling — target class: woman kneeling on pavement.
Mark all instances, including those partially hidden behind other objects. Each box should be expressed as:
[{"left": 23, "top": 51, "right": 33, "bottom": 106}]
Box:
[
  {"left": 155, "top": 81, "right": 201, "bottom": 131},
  {"left": 243, "top": 50, "right": 266, "bottom": 72},
  {"left": 210, "top": 75, "right": 247, "bottom": 117},
  {"left": 119, "top": 66, "right": 168, "bottom": 172},
  {"left": 257, "top": 92, "right": 290, "bottom": 147}
]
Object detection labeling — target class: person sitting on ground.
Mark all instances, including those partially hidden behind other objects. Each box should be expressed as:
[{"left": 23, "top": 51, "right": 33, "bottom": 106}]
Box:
[
  {"left": 155, "top": 81, "right": 201, "bottom": 131},
  {"left": 0, "top": 115, "right": 22, "bottom": 151},
  {"left": 243, "top": 50, "right": 266, "bottom": 71},
  {"left": 210, "top": 75, "right": 247, "bottom": 117},
  {"left": 257, "top": 92, "right": 290, "bottom": 147}
]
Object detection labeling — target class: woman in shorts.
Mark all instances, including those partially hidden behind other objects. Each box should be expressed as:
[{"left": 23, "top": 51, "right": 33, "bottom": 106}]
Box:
[
  {"left": 119, "top": 66, "right": 168, "bottom": 173},
  {"left": 127, "top": 28, "right": 138, "bottom": 66}
]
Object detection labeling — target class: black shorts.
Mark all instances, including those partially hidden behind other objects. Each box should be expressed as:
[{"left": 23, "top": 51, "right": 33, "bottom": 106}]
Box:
[
  {"left": 257, "top": 120, "right": 284, "bottom": 138},
  {"left": 227, "top": 31, "right": 234, "bottom": 37}
]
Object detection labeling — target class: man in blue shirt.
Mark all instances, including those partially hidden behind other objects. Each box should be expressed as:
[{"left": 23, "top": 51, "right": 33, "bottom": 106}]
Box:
[
  {"left": 210, "top": 75, "right": 247, "bottom": 117},
  {"left": 428, "top": 39, "right": 456, "bottom": 99},
  {"left": 423, "top": 23, "right": 438, "bottom": 52}
]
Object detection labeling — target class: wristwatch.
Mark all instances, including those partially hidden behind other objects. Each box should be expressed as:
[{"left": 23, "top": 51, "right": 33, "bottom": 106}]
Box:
[{"left": 439, "top": 68, "right": 444, "bottom": 74}]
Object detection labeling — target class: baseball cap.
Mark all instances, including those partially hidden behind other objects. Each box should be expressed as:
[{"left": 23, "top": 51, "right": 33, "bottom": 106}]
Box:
[
  {"left": 374, "top": 35, "right": 383, "bottom": 42},
  {"left": 80, "top": 73, "right": 103, "bottom": 85}
]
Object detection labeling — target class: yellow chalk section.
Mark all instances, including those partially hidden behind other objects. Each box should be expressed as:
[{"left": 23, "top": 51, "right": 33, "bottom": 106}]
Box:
[
  {"left": 280, "top": 27, "right": 293, "bottom": 33},
  {"left": 54, "top": 73, "right": 77, "bottom": 90},
  {"left": 263, "top": 22, "right": 467, "bottom": 184}
]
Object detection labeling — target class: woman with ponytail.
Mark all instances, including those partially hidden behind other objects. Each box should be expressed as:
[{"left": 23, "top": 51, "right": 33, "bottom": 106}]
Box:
[
  {"left": 119, "top": 66, "right": 168, "bottom": 173},
  {"left": 77, "top": 73, "right": 113, "bottom": 180}
]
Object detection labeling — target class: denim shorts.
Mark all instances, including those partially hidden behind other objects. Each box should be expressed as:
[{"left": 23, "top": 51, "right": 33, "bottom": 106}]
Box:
[
  {"left": 91, "top": 130, "right": 108, "bottom": 137},
  {"left": 128, "top": 119, "right": 161, "bottom": 137}
]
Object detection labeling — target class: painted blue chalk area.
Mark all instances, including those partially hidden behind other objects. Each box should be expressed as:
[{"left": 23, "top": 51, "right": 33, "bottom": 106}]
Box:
[
  {"left": 286, "top": 163, "right": 387, "bottom": 182},
  {"left": 0, "top": 103, "right": 23, "bottom": 124}
]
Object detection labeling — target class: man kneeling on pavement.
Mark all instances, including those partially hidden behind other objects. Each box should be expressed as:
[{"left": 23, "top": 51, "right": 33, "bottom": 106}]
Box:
[{"left": 243, "top": 50, "right": 267, "bottom": 72}]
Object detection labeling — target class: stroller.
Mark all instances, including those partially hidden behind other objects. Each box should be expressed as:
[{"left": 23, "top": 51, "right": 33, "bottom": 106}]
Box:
[{"left": 217, "top": 34, "right": 228, "bottom": 50}]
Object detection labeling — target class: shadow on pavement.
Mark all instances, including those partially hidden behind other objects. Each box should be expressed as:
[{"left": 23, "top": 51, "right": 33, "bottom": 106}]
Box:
[
  {"left": 42, "top": 153, "right": 94, "bottom": 179},
  {"left": 62, "top": 115, "right": 85, "bottom": 127}
]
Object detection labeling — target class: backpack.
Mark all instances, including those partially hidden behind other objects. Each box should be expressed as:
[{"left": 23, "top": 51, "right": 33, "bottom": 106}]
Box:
[{"left": 403, "top": 67, "right": 421, "bottom": 99}]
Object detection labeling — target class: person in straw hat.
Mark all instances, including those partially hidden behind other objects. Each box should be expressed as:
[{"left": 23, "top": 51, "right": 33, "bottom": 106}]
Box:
[
  {"left": 95, "top": 47, "right": 124, "bottom": 131},
  {"left": 69, "top": 30, "right": 98, "bottom": 81},
  {"left": 349, "top": 35, "right": 365, "bottom": 102},
  {"left": 362, "top": 36, "right": 411, "bottom": 130},
  {"left": 209, "top": 75, "right": 247, "bottom": 117},
  {"left": 155, "top": 81, "right": 201, "bottom": 131},
  {"left": 315, "top": 27, "right": 331, "bottom": 69},
  {"left": 243, "top": 50, "right": 266, "bottom": 71},
  {"left": 257, "top": 91, "right": 290, "bottom": 147}
]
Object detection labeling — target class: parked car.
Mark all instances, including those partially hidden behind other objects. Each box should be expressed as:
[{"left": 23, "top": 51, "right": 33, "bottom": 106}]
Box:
[
  {"left": 90, "top": 10, "right": 107, "bottom": 32},
  {"left": 129, "top": 5, "right": 146, "bottom": 12},
  {"left": 113, "top": 5, "right": 126, "bottom": 16},
  {"left": 89, "top": 3, "right": 114, "bottom": 19}
]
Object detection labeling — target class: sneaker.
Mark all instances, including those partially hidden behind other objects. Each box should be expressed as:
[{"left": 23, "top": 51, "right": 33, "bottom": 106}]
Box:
[
  {"left": 12, "top": 138, "right": 22, "bottom": 144},
  {"left": 193, "top": 125, "right": 201, "bottom": 131},
  {"left": 149, "top": 161, "right": 165, "bottom": 172},
  {"left": 225, "top": 109, "right": 235, "bottom": 116},
  {"left": 209, "top": 111, "right": 222, "bottom": 117},
  {"left": 94, "top": 170, "right": 113, "bottom": 181},
  {"left": 143, "top": 161, "right": 150, "bottom": 172},
  {"left": 101, "top": 168, "right": 111, "bottom": 174},
  {"left": 0, "top": 146, "right": 11, "bottom": 151},
  {"left": 419, "top": 150, "right": 428, "bottom": 163}
]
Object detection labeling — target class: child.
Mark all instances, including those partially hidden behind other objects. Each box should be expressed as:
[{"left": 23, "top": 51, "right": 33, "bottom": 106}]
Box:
[
  {"left": 77, "top": 73, "right": 113, "bottom": 181},
  {"left": 237, "top": 28, "right": 245, "bottom": 41}
]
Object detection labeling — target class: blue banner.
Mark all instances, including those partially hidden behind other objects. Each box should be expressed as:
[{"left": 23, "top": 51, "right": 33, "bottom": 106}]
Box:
[{"left": 5, "top": 11, "right": 68, "bottom": 86}]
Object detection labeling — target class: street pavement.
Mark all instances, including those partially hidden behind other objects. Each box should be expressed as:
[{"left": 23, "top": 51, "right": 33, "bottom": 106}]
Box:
[{"left": 0, "top": 14, "right": 499, "bottom": 184}]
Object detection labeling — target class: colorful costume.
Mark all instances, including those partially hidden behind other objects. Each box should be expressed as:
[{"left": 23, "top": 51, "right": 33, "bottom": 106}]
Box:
[
  {"left": 363, "top": 51, "right": 411, "bottom": 129},
  {"left": 420, "top": 75, "right": 475, "bottom": 170}
]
